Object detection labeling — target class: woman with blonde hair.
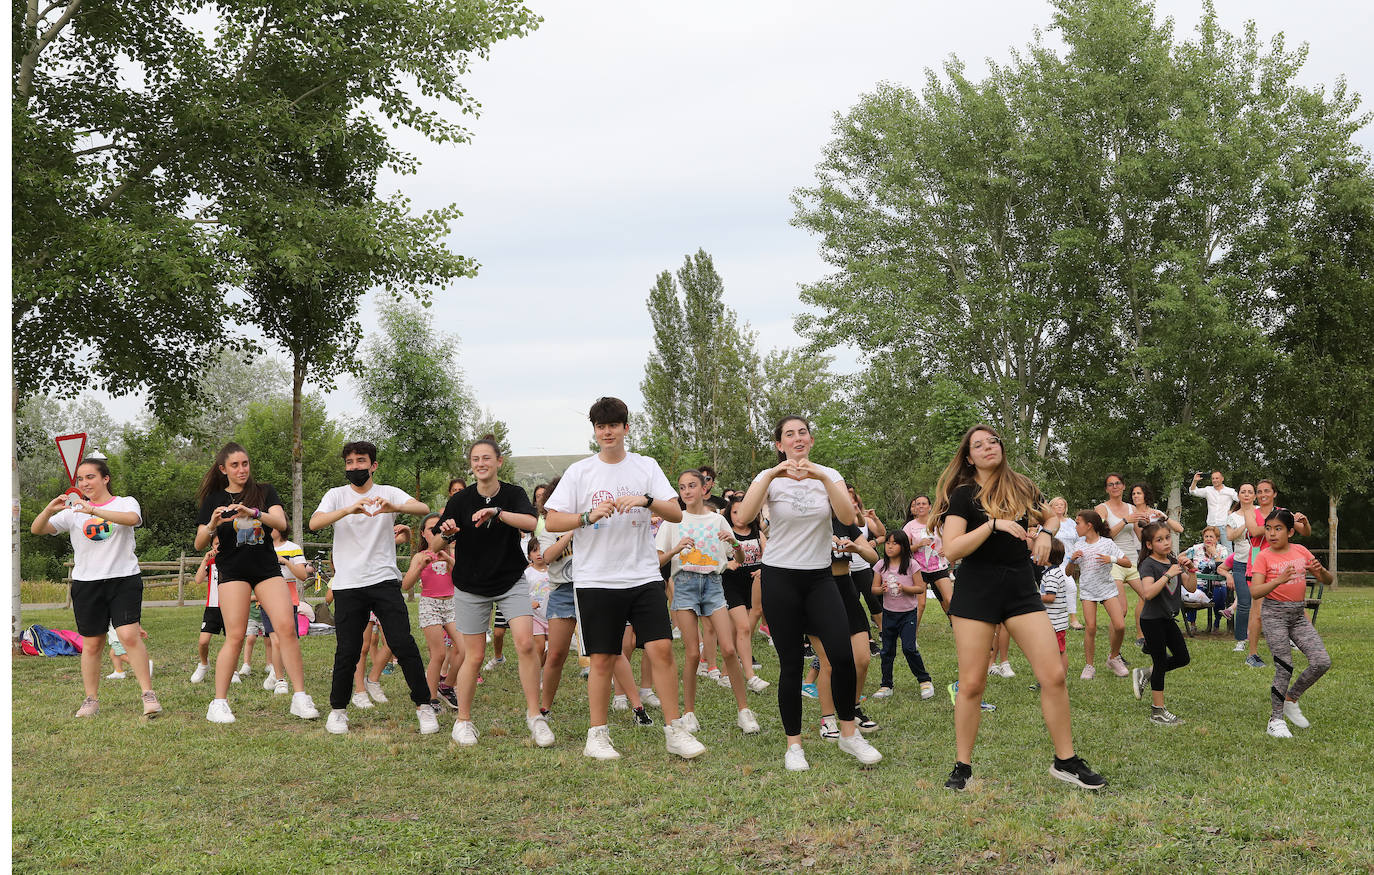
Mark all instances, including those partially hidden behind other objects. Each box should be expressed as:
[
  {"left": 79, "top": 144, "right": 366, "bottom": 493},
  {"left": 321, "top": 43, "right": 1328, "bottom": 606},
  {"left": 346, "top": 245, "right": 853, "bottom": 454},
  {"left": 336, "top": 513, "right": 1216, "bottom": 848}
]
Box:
[{"left": 934, "top": 425, "right": 1104, "bottom": 791}]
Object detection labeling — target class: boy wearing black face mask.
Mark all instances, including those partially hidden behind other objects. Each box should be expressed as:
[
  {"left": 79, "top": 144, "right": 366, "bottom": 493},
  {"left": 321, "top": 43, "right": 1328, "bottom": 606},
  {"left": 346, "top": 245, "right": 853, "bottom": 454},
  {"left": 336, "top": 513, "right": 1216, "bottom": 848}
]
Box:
[{"left": 310, "top": 441, "right": 436, "bottom": 736}]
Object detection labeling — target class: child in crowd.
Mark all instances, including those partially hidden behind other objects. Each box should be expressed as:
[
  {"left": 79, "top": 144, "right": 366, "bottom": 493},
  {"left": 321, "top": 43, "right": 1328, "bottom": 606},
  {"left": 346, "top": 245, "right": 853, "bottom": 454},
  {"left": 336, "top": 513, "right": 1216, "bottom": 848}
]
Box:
[
  {"left": 1249, "top": 509, "right": 1334, "bottom": 738},
  {"left": 1070, "top": 510, "right": 1132, "bottom": 679},
  {"left": 525, "top": 539, "right": 551, "bottom": 667},
  {"left": 402, "top": 513, "right": 462, "bottom": 714},
  {"left": 105, "top": 623, "right": 151, "bottom": 680},
  {"left": 1127, "top": 523, "right": 1195, "bottom": 725},
  {"left": 191, "top": 546, "right": 240, "bottom": 686},
  {"left": 869, "top": 530, "right": 934, "bottom": 700},
  {"left": 1038, "top": 540, "right": 1070, "bottom": 687}
]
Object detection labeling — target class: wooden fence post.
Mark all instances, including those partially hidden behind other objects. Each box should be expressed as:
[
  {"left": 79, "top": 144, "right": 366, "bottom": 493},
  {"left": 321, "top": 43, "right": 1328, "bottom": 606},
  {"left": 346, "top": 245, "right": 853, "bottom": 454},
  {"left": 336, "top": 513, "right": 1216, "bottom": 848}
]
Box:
[{"left": 177, "top": 551, "right": 186, "bottom": 606}]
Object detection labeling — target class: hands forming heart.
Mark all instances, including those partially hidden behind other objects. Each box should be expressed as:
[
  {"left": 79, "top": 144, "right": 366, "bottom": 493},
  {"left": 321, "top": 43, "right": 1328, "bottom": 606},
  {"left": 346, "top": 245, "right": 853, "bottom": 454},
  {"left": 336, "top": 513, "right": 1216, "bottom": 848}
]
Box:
[{"left": 361, "top": 497, "right": 385, "bottom": 517}]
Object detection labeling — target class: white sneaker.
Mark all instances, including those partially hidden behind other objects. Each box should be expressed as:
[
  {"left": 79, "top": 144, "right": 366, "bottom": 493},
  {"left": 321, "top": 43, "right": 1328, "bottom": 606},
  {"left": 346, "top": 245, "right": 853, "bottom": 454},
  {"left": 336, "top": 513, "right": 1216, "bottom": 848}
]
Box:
[
  {"left": 483, "top": 656, "right": 505, "bottom": 671},
  {"left": 351, "top": 691, "right": 374, "bottom": 709},
  {"left": 640, "top": 688, "right": 661, "bottom": 708},
  {"left": 837, "top": 731, "right": 883, "bottom": 765},
  {"left": 263, "top": 668, "right": 277, "bottom": 691},
  {"left": 746, "top": 675, "right": 770, "bottom": 693},
  {"left": 707, "top": 668, "right": 722, "bottom": 682},
  {"left": 527, "top": 714, "right": 556, "bottom": 748},
  {"left": 695, "top": 661, "right": 708, "bottom": 677},
  {"left": 584, "top": 725, "right": 620, "bottom": 760},
  {"left": 190, "top": 663, "right": 208, "bottom": 684},
  {"left": 819, "top": 714, "right": 839, "bottom": 741},
  {"left": 737, "top": 708, "right": 761, "bottom": 734},
  {"left": 364, "top": 679, "right": 388, "bottom": 703},
  {"left": 230, "top": 672, "right": 241, "bottom": 684},
  {"left": 716, "top": 673, "right": 734, "bottom": 689},
  {"left": 999, "top": 661, "right": 1015, "bottom": 678},
  {"left": 289, "top": 692, "right": 320, "bottom": 719},
  {"left": 872, "top": 686, "right": 894, "bottom": 699},
  {"left": 665, "top": 722, "right": 706, "bottom": 759},
  {"left": 679, "top": 711, "right": 701, "bottom": 734},
  {"left": 1266, "top": 717, "right": 1293, "bottom": 739},
  {"left": 611, "top": 694, "right": 629, "bottom": 711},
  {"left": 418, "top": 705, "right": 440, "bottom": 735},
  {"left": 1233, "top": 641, "right": 1247, "bottom": 652},
  {"left": 237, "top": 663, "right": 252, "bottom": 677},
  {"left": 206, "top": 699, "right": 235, "bottom": 724},
  {"left": 1282, "top": 701, "right": 1310, "bottom": 729},
  {"left": 326, "top": 709, "right": 349, "bottom": 734},
  {"left": 784, "top": 743, "right": 810, "bottom": 771},
  {"left": 106, "top": 670, "right": 126, "bottom": 680},
  {"left": 920, "top": 682, "right": 935, "bottom": 700},
  {"left": 1080, "top": 665, "right": 1096, "bottom": 680},
  {"left": 274, "top": 678, "right": 289, "bottom": 695},
  {"left": 452, "top": 720, "right": 479, "bottom": 746}
]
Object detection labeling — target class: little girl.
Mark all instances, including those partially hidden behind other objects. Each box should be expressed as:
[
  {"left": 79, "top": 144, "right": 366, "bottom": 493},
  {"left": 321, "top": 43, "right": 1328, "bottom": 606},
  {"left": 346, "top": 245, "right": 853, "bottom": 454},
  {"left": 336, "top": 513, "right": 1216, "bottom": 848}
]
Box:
[
  {"left": 400, "top": 513, "right": 461, "bottom": 719},
  {"left": 869, "top": 530, "right": 934, "bottom": 700},
  {"left": 1249, "top": 509, "right": 1334, "bottom": 738},
  {"left": 524, "top": 539, "right": 551, "bottom": 667},
  {"left": 1070, "top": 510, "right": 1132, "bottom": 679},
  {"left": 1128, "top": 523, "right": 1196, "bottom": 725}
]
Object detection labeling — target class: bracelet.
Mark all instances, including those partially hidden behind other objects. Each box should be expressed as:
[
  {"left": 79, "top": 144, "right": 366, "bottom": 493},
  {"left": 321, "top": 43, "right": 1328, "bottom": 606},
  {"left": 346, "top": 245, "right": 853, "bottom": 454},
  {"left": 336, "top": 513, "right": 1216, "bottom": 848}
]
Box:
[
  {"left": 253, "top": 508, "right": 261, "bottom": 520},
  {"left": 580, "top": 511, "right": 591, "bottom": 528}
]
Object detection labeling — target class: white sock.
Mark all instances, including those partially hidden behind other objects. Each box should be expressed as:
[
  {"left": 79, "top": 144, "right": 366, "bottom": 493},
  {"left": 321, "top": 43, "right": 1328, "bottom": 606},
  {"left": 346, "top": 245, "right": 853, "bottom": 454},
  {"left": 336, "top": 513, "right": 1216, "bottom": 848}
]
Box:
[
  {"left": 198, "top": 662, "right": 208, "bottom": 669},
  {"left": 639, "top": 687, "right": 652, "bottom": 697}
]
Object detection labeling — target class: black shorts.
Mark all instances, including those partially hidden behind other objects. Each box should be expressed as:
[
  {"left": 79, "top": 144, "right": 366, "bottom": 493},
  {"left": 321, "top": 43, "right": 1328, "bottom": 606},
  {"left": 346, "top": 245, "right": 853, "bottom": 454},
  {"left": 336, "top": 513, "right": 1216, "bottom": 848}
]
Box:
[
  {"left": 948, "top": 562, "right": 1046, "bottom": 624},
  {"left": 201, "top": 605, "right": 225, "bottom": 636},
  {"left": 262, "top": 604, "right": 299, "bottom": 637},
  {"left": 851, "top": 567, "right": 882, "bottom": 616},
  {"left": 71, "top": 575, "right": 143, "bottom": 638},
  {"left": 921, "top": 569, "right": 951, "bottom": 586},
  {"left": 574, "top": 582, "right": 673, "bottom": 655},
  {"left": 217, "top": 567, "right": 283, "bottom": 588},
  {"left": 722, "top": 569, "right": 755, "bottom": 611}
]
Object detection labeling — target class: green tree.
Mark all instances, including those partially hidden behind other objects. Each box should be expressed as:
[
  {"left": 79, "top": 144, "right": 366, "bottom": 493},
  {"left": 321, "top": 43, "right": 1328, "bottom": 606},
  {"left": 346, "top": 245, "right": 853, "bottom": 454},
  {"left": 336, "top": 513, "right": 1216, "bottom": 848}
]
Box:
[{"left": 355, "top": 299, "right": 475, "bottom": 499}]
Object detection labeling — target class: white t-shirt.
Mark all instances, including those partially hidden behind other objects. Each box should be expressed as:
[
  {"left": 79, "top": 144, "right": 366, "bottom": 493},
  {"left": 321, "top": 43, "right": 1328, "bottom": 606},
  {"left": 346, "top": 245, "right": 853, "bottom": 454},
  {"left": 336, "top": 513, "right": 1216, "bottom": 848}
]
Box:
[
  {"left": 752, "top": 463, "right": 844, "bottom": 570},
  {"left": 1054, "top": 519, "right": 1079, "bottom": 575},
  {"left": 314, "top": 483, "right": 412, "bottom": 590},
  {"left": 1190, "top": 484, "right": 1239, "bottom": 526},
  {"left": 848, "top": 523, "right": 872, "bottom": 572},
  {"left": 205, "top": 557, "right": 220, "bottom": 608},
  {"left": 1075, "top": 536, "right": 1125, "bottom": 602},
  {"left": 655, "top": 511, "right": 735, "bottom": 578},
  {"left": 48, "top": 496, "right": 142, "bottom": 581},
  {"left": 544, "top": 452, "right": 675, "bottom": 590}
]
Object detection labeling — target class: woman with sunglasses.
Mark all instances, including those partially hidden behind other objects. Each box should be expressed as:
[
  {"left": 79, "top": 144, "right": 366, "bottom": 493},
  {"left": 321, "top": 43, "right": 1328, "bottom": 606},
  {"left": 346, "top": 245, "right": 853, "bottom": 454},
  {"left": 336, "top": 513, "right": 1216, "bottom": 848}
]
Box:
[{"left": 934, "top": 425, "right": 1105, "bottom": 791}]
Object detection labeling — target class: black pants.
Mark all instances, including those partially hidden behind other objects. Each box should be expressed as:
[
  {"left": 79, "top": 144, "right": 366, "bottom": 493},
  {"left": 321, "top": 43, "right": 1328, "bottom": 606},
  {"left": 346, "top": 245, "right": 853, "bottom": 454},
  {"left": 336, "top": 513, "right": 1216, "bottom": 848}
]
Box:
[
  {"left": 1139, "top": 616, "right": 1190, "bottom": 692},
  {"left": 762, "top": 566, "right": 856, "bottom": 736},
  {"left": 330, "top": 580, "right": 430, "bottom": 709}
]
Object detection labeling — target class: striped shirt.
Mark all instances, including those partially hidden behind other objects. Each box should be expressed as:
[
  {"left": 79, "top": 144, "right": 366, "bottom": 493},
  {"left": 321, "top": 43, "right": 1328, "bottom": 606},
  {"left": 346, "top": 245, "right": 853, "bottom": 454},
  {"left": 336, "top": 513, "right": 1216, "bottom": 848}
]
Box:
[{"left": 1040, "top": 566, "right": 1070, "bottom": 632}]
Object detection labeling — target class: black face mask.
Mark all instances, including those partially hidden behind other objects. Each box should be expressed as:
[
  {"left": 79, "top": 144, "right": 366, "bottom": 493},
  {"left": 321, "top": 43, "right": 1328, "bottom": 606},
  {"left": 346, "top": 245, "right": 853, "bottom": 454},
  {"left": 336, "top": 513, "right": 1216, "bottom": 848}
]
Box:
[{"left": 345, "top": 468, "right": 371, "bottom": 487}]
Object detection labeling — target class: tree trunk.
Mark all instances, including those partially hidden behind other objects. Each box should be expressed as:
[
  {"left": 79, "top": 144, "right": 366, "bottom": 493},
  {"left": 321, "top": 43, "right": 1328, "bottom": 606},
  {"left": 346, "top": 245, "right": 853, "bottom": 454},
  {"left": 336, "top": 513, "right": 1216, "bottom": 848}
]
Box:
[
  {"left": 12, "top": 388, "right": 23, "bottom": 649},
  {"left": 291, "top": 357, "right": 306, "bottom": 544},
  {"left": 1328, "top": 493, "right": 1339, "bottom": 586}
]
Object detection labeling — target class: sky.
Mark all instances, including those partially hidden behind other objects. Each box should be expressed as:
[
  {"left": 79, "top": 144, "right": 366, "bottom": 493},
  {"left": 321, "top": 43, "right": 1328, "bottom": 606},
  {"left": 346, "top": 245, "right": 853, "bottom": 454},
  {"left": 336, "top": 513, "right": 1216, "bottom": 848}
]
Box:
[{"left": 80, "top": 0, "right": 1374, "bottom": 455}]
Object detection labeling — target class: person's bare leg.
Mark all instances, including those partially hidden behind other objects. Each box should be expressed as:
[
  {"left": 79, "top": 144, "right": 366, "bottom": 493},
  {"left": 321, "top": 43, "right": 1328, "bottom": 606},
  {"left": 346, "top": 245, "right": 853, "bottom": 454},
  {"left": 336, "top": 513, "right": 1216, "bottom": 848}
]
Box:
[
  {"left": 507, "top": 615, "right": 543, "bottom": 717},
  {"left": 1006, "top": 612, "right": 1075, "bottom": 759},
  {"left": 114, "top": 623, "right": 153, "bottom": 692},
  {"left": 587, "top": 652, "right": 617, "bottom": 727},
  {"left": 708, "top": 608, "right": 747, "bottom": 709},
  {"left": 951, "top": 618, "right": 996, "bottom": 763},
  {"left": 80, "top": 636, "right": 105, "bottom": 699},
  {"left": 645, "top": 639, "right": 682, "bottom": 723},
  {"left": 455, "top": 633, "right": 487, "bottom": 721},
  {"left": 730, "top": 606, "right": 756, "bottom": 679},
  {"left": 540, "top": 617, "right": 576, "bottom": 712},
  {"left": 676, "top": 609, "right": 701, "bottom": 713}
]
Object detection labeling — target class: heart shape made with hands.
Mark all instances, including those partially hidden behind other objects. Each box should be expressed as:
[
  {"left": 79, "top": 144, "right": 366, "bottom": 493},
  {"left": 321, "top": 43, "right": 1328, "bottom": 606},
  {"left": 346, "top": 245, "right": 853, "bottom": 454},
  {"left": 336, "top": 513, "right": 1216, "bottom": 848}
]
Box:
[
  {"left": 782, "top": 460, "right": 809, "bottom": 481},
  {"left": 361, "top": 497, "right": 385, "bottom": 517}
]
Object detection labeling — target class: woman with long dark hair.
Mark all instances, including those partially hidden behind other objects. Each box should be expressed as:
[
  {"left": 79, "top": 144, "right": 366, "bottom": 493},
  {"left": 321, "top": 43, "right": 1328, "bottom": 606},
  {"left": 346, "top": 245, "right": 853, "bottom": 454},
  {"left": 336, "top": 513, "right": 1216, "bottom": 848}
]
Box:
[
  {"left": 934, "top": 424, "right": 1104, "bottom": 791},
  {"left": 196, "top": 442, "right": 319, "bottom": 724}
]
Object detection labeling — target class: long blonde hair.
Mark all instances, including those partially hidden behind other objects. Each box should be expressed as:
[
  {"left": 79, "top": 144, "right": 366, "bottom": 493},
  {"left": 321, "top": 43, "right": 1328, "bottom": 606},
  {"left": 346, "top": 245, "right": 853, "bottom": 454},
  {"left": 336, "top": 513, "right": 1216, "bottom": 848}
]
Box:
[{"left": 934, "top": 424, "right": 1045, "bottom": 533}]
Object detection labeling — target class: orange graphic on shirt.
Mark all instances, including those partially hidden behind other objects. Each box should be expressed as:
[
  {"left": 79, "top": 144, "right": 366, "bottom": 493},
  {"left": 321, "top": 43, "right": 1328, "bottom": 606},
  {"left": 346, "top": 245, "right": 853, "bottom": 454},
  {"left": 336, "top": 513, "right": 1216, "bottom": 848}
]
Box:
[{"left": 681, "top": 547, "right": 718, "bottom": 568}]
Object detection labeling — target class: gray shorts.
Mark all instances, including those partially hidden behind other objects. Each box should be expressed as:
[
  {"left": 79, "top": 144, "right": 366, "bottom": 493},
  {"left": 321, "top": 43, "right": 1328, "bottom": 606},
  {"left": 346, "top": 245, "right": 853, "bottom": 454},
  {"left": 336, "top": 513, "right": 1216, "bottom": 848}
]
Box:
[
  {"left": 418, "top": 595, "right": 456, "bottom": 629},
  {"left": 453, "top": 579, "right": 533, "bottom": 636},
  {"left": 246, "top": 616, "right": 265, "bottom": 637}
]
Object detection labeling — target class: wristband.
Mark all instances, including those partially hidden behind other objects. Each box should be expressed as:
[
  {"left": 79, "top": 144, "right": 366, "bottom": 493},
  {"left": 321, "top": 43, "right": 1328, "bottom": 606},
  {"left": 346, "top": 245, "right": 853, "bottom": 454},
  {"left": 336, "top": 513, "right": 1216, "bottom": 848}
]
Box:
[
  {"left": 580, "top": 511, "right": 591, "bottom": 528},
  {"left": 253, "top": 508, "right": 261, "bottom": 520}
]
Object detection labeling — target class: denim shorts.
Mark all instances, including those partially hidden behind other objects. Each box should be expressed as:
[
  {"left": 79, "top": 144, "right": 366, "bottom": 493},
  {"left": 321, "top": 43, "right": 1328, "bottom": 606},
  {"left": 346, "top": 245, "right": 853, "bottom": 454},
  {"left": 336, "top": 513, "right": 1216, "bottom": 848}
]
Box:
[
  {"left": 670, "top": 570, "right": 727, "bottom": 616},
  {"left": 546, "top": 581, "right": 577, "bottom": 620}
]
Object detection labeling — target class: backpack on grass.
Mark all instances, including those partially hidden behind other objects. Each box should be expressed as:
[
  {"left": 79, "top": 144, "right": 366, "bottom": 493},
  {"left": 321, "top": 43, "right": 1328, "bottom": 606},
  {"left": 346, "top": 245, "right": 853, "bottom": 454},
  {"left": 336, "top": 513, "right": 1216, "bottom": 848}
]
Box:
[{"left": 21, "top": 624, "right": 80, "bottom": 656}]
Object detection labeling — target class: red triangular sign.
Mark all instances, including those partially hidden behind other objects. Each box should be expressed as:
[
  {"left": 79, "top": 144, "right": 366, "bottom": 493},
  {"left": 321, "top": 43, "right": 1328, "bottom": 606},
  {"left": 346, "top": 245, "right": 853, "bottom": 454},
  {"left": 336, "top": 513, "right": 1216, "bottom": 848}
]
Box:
[{"left": 54, "top": 433, "right": 88, "bottom": 486}]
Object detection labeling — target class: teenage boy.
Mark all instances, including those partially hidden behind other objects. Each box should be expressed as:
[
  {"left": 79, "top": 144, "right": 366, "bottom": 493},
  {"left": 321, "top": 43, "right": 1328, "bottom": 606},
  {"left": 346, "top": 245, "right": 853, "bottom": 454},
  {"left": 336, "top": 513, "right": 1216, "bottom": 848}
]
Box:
[
  {"left": 546, "top": 397, "right": 707, "bottom": 761},
  {"left": 698, "top": 466, "right": 727, "bottom": 512},
  {"left": 310, "top": 441, "right": 437, "bottom": 736}
]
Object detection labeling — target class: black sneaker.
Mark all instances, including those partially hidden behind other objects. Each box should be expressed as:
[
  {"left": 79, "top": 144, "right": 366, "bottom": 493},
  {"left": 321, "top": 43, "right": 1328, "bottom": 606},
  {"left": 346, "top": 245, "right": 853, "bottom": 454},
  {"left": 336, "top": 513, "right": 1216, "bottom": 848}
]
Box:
[
  {"left": 868, "top": 638, "right": 881, "bottom": 657},
  {"left": 853, "top": 706, "right": 878, "bottom": 733},
  {"left": 802, "top": 640, "right": 815, "bottom": 659},
  {"left": 944, "top": 761, "right": 972, "bottom": 791},
  {"left": 633, "top": 706, "right": 654, "bottom": 727},
  {"left": 437, "top": 686, "right": 459, "bottom": 710},
  {"left": 1050, "top": 755, "right": 1107, "bottom": 790}
]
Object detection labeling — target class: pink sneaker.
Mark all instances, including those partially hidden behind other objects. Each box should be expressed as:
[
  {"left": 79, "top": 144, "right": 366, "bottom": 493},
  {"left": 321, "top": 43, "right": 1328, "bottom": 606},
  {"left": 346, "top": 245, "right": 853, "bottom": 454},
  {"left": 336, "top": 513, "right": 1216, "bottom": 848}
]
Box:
[
  {"left": 75, "top": 697, "right": 98, "bottom": 718},
  {"left": 1107, "top": 655, "right": 1129, "bottom": 677}
]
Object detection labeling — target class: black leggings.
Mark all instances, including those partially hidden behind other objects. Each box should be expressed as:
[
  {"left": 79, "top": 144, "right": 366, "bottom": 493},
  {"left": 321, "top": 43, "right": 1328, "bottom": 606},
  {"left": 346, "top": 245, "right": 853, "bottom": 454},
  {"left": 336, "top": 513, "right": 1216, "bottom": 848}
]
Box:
[
  {"left": 762, "top": 565, "right": 856, "bottom": 736},
  {"left": 1139, "top": 616, "right": 1190, "bottom": 692}
]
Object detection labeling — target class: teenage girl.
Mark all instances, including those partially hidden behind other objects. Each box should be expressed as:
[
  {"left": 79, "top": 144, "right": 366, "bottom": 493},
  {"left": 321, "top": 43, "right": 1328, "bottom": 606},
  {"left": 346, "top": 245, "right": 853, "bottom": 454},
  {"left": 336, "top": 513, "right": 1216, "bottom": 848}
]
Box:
[
  {"left": 722, "top": 495, "right": 770, "bottom": 692},
  {"left": 1249, "top": 509, "right": 1332, "bottom": 738},
  {"left": 1128, "top": 523, "right": 1196, "bottom": 725},
  {"left": 935, "top": 424, "right": 1104, "bottom": 791},
  {"left": 1070, "top": 510, "right": 1132, "bottom": 679},
  {"left": 195, "top": 443, "right": 318, "bottom": 724},
  {"left": 30, "top": 458, "right": 161, "bottom": 719},
  {"left": 811, "top": 517, "right": 880, "bottom": 736},
  {"left": 737, "top": 415, "right": 883, "bottom": 771}
]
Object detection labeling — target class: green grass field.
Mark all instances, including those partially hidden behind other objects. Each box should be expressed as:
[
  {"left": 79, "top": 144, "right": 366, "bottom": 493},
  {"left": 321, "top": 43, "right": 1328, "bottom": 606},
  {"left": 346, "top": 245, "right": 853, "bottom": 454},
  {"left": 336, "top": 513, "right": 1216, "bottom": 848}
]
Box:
[{"left": 12, "top": 590, "right": 1374, "bottom": 874}]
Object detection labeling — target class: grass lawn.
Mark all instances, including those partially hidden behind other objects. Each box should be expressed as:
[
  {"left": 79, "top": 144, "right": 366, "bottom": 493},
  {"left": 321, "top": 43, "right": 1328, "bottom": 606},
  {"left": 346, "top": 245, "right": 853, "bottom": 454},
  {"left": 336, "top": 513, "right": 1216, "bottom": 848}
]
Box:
[{"left": 12, "top": 589, "right": 1374, "bottom": 874}]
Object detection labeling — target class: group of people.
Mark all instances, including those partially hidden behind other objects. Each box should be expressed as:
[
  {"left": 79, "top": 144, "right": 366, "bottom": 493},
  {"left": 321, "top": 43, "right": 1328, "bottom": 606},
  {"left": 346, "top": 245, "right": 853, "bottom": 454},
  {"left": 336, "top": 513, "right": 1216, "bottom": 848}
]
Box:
[{"left": 32, "top": 396, "right": 1335, "bottom": 787}]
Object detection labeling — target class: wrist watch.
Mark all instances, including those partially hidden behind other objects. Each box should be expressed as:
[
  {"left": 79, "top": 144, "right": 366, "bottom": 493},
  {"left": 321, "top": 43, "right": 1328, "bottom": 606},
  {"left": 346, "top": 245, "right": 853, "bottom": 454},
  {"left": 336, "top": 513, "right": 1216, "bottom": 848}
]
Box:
[{"left": 642, "top": 494, "right": 653, "bottom": 508}]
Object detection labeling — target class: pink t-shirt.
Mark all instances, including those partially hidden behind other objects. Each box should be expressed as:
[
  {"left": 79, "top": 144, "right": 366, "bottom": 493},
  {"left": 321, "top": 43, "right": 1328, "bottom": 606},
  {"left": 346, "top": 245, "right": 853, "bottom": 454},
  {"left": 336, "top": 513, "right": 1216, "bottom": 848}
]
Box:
[
  {"left": 416, "top": 550, "right": 455, "bottom": 599},
  {"left": 1250, "top": 543, "right": 1313, "bottom": 603},
  {"left": 874, "top": 559, "right": 921, "bottom": 612},
  {"left": 902, "top": 519, "right": 948, "bottom": 573}
]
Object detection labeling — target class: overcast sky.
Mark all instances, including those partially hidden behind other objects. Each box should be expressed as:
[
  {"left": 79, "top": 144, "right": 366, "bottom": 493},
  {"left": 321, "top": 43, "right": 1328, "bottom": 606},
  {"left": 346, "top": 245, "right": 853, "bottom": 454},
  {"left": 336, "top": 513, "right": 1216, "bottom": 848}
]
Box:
[{"left": 93, "top": 1, "right": 1374, "bottom": 455}]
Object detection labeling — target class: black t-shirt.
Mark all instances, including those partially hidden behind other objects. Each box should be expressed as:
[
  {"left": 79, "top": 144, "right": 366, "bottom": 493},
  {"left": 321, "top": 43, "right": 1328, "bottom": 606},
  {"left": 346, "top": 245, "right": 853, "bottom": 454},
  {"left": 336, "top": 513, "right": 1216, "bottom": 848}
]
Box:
[
  {"left": 722, "top": 529, "right": 762, "bottom": 588},
  {"left": 1138, "top": 554, "right": 1184, "bottom": 619},
  {"left": 945, "top": 483, "right": 1042, "bottom": 569},
  {"left": 831, "top": 517, "right": 862, "bottom": 565},
  {"left": 197, "top": 485, "right": 284, "bottom": 581},
  {"left": 438, "top": 482, "right": 538, "bottom": 597},
  {"left": 705, "top": 493, "right": 727, "bottom": 512}
]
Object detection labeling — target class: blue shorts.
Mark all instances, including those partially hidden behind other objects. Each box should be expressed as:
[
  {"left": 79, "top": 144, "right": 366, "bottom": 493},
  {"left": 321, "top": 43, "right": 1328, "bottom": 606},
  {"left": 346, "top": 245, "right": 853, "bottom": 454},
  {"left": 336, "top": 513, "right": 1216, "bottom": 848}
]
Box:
[
  {"left": 545, "top": 581, "right": 577, "bottom": 620},
  {"left": 262, "top": 605, "right": 298, "bottom": 637},
  {"left": 671, "top": 570, "right": 727, "bottom": 616}
]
